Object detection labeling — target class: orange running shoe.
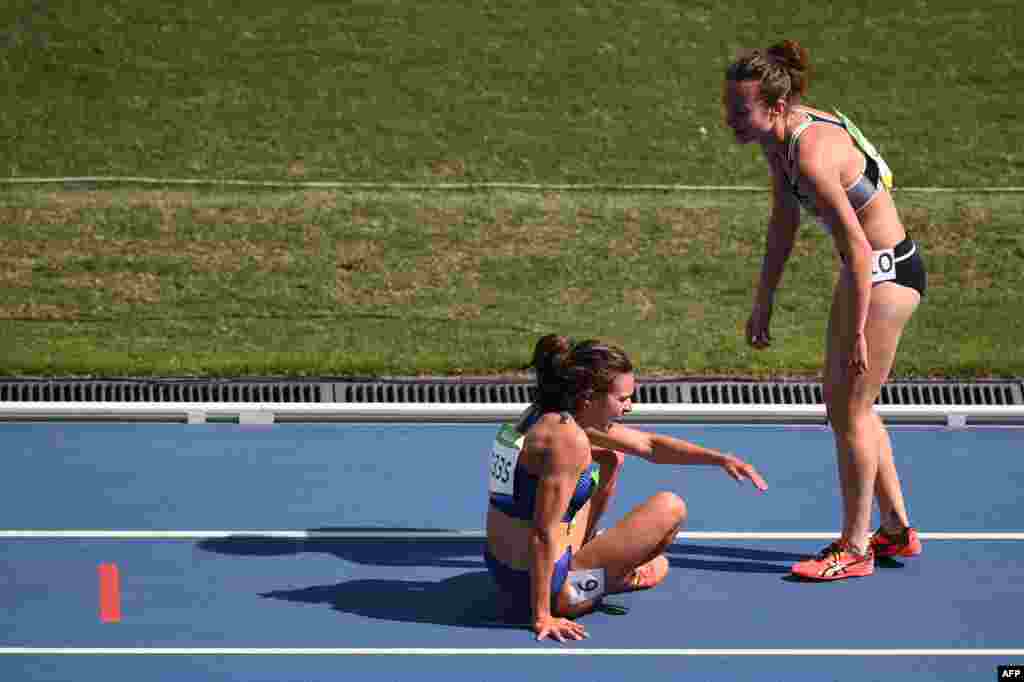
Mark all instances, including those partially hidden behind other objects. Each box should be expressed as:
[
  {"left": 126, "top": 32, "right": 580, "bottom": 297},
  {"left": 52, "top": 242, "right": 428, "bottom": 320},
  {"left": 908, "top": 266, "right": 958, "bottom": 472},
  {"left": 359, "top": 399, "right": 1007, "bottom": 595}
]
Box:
[
  {"left": 870, "top": 526, "right": 922, "bottom": 558},
  {"left": 791, "top": 541, "right": 874, "bottom": 581}
]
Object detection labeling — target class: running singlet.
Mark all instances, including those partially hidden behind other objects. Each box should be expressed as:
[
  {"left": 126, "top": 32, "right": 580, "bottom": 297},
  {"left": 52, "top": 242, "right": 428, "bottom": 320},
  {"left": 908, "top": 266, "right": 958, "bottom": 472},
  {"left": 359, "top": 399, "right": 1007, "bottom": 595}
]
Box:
[
  {"left": 786, "top": 109, "right": 894, "bottom": 234},
  {"left": 488, "top": 421, "right": 599, "bottom": 523}
]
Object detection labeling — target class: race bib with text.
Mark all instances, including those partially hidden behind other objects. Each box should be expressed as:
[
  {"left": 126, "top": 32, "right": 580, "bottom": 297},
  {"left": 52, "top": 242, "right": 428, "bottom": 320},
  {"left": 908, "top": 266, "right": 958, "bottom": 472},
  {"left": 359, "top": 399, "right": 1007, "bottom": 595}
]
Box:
[
  {"left": 871, "top": 247, "right": 897, "bottom": 283},
  {"left": 489, "top": 423, "right": 523, "bottom": 497}
]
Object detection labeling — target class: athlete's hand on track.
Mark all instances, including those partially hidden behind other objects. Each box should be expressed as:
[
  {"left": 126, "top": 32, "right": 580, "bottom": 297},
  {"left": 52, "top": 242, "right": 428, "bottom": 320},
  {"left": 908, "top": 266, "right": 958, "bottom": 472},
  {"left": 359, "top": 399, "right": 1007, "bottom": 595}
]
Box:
[
  {"left": 534, "top": 615, "right": 588, "bottom": 642},
  {"left": 721, "top": 454, "right": 769, "bottom": 492}
]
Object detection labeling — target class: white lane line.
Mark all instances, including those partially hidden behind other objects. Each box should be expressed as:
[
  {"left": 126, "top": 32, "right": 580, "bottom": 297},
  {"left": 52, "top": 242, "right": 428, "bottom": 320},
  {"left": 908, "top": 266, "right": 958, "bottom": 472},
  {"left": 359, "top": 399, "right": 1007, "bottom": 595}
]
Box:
[
  {"left": 1, "top": 648, "right": 1022, "bottom": 656},
  {"left": 1, "top": 530, "right": 1023, "bottom": 541}
]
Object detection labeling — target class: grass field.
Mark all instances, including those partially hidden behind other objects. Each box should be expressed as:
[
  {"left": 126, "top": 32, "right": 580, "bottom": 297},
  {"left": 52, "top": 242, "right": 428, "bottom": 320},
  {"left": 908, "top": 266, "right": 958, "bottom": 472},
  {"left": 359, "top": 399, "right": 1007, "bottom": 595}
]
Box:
[
  {"left": 2, "top": 1, "right": 1022, "bottom": 378},
  {"left": 2, "top": 0, "right": 1021, "bottom": 186},
  {"left": 3, "top": 186, "right": 1022, "bottom": 378}
]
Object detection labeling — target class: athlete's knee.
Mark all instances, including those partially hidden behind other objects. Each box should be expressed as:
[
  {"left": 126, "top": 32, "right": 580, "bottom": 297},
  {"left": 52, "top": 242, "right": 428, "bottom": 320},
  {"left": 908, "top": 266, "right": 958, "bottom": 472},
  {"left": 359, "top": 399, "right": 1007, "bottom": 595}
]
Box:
[
  {"left": 834, "top": 411, "right": 877, "bottom": 449},
  {"left": 651, "top": 491, "right": 687, "bottom": 526}
]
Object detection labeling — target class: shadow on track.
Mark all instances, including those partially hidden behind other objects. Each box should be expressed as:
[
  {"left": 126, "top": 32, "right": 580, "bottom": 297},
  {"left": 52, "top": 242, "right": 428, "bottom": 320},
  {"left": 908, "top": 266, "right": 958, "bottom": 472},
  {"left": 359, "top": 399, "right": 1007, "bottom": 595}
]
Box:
[
  {"left": 198, "top": 530, "right": 810, "bottom": 625},
  {"left": 666, "top": 543, "right": 809, "bottom": 574},
  {"left": 197, "top": 528, "right": 527, "bottom": 629},
  {"left": 258, "top": 572, "right": 525, "bottom": 629}
]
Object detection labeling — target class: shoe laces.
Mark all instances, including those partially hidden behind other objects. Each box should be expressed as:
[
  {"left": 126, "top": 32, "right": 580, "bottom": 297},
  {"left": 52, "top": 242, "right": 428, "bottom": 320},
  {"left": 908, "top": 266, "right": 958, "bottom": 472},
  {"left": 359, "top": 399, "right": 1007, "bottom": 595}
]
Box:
[
  {"left": 815, "top": 541, "right": 845, "bottom": 562},
  {"left": 817, "top": 540, "right": 869, "bottom": 562}
]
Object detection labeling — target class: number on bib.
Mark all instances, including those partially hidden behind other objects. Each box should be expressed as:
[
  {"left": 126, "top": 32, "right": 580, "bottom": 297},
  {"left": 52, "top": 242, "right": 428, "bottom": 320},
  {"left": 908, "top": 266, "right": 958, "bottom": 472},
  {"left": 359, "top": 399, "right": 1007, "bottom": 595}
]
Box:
[
  {"left": 871, "top": 248, "right": 896, "bottom": 284},
  {"left": 488, "top": 424, "right": 522, "bottom": 497},
  {"left": 567, "top": 568, "right": 607, "bottom": 605}
]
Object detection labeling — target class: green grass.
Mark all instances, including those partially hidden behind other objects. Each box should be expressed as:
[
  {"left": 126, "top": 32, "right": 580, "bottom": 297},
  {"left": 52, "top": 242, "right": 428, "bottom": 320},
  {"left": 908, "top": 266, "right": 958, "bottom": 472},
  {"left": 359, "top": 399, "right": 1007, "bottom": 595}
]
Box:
[
  {"left": 2, "top": 187, "right": 1022, "bottom": 378},
  {"left": 1, "top": 0, "right": 1021, "bottom": 186},
  {"left": 2, "top": 1, "right": 1022, "bottom": 378}
]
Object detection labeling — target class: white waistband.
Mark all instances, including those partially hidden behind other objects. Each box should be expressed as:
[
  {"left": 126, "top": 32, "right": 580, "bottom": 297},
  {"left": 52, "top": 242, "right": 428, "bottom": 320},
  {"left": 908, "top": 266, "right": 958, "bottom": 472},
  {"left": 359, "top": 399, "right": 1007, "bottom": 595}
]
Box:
[{"left": 891, "top": 242, "right": 916, "bottom": 263}]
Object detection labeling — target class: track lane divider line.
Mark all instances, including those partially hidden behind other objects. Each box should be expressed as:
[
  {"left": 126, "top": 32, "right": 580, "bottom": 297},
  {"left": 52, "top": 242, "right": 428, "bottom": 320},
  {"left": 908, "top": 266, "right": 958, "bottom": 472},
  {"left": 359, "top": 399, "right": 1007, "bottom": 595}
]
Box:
[{"left": 2, "top": 531, "right": 1024, "bottom": 540}]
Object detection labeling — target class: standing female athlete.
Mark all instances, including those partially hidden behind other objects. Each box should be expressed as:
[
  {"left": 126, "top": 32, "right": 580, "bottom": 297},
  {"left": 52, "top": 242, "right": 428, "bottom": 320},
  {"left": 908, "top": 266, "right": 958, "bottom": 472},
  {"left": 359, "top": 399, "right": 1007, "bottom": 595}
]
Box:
[
  {"left": 486, "top": 335, "right": 767, "bottom": 641},
  {"left": 722, "top": 40, "right": 926, "bottom": 580}
]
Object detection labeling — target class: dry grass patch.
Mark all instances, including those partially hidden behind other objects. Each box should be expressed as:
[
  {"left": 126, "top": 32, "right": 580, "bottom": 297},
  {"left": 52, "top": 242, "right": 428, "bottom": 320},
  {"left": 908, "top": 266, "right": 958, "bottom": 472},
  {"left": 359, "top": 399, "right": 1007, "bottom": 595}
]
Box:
[
  {"left": 0, "top": 255, "right": 35, "bottom": 287},
  {"left": 575, "top": 208, "right": 596, "bottom": 225},
  {"left": 608, "top": 207, "right": 643, "bottom": 257},
  {"left": 624, "top": 288, "right": 657, "bottom": 319},
  {"left": 687, "top": 301, "right": 707, "bottom": 321},
  {"left": 335, "top": 239, "right": 389, "bottom": 302},
  {"left": 122, "top": 191, "right": 194, "bottom": 209},
  {"left": 218, "top": 240, "right": 296, "bottom": 272},
  {"left": 0, "top": 303, "right": 80, "bottom": 320},
  {"left": 416, "top": 207, "right": 466, "bottom": 235},
  {"left": 0, "top": 207, "right": 79, "bottom": 225},
  {"left": 62, "top": 271, "right": 163, "bottom": 304},
  {"left": 1, "top": 235, "right": 296, "bottom": 274},
  {"left": 302, "top": 191, "right": 338, "bottom": 210},
  {"left": 191, "top": 207, "right": 307, "bottom": 225},
  {"left": 447, "top": 303, "right": 483, "bottom": 320},
  {"left": 128, "top": 192, "right": 194, "bottom": 237},
  {"left": 303, "top": 224, "right": 323, "bottom": 254},
  {"left": 476, "top": 204, "right": 578, "bottom": 258},
  {"left": 431, "top": 159, "right": 466, "bottom": 177},
  {"left": 336, "top": 239, "right": 382, "bottom": 272},
  {"left": 959, "top": 264, "right": 993, "bottom": 290},
  {"left": 901, "top": 206, "right": 986, "bottom": 256},
  {"left": 38, "top": 191, "right": 118, "bottom": 210},
  {"left": 655, "top": 207, "right": 723, "bottom": 256},
  {"left": 559, "top": 287, "right": 595, "bottom": 306},
  {"left": 351, "top": 206, "right": 370, "bottom": 225},
  {"left": 477, "top": 288, "right": 500, "bottom": 306},
  {"left": 0, "top": 237, "right": 131, "bottom": 261}
]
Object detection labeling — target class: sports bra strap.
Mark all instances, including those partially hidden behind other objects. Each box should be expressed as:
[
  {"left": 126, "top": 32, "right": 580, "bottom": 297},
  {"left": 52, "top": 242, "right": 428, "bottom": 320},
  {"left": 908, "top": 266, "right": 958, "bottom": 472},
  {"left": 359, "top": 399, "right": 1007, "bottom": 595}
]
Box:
[{"left": 787, "top": 118, "right": 815, "bottom": 164}]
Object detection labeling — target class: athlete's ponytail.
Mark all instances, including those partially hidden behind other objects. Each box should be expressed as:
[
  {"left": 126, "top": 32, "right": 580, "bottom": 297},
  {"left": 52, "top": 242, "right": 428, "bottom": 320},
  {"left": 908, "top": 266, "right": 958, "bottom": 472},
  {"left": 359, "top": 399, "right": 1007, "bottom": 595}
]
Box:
[
  {"left": 526, "top": 334, "right": 633, "bottom": 419},
  {"left": 525, "top": 334, "right": 576, "bottom": 420},
  {"left": 726, "top": 39, "right": 812, "bottom": 105}
]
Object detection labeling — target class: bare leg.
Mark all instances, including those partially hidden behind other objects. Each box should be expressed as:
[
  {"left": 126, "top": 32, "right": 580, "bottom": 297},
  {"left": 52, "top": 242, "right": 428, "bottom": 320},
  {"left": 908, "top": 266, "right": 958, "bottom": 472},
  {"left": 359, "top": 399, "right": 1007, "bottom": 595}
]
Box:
[
  {"left": 556, "top": 491, "right": 685, "bottom": 616},
  {"left": 826, "top": 276, "right": 919, "bottom": 554},
  {"left": 874, "top": 411, "right": 911, "bottom": 533}
]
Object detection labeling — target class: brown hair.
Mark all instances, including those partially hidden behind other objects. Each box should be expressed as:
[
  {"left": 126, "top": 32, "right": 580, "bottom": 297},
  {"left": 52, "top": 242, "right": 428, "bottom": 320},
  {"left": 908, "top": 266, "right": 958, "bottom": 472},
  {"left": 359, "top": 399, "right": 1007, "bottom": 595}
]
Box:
[
  {"left": 725, "top": 39, "right": 811, "bottom": 105},
  {"left": 530, "top": 335, "right": 633, "bottom": 413}
]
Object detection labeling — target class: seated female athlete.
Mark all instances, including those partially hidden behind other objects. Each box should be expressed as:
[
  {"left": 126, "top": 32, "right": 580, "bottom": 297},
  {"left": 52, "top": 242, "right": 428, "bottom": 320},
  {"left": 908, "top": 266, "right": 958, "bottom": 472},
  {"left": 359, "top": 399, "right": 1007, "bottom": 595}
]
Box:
[{"left": 485, "top": 335, "right": 768, "bottom": 642}]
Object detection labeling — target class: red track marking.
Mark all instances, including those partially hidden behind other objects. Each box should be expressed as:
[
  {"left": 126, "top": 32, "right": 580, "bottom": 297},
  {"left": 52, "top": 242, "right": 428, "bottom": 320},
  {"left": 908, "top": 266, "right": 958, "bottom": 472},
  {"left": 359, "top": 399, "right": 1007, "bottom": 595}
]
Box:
[{"left": 98, "top": 563, "right": 120, "bottom": 623}]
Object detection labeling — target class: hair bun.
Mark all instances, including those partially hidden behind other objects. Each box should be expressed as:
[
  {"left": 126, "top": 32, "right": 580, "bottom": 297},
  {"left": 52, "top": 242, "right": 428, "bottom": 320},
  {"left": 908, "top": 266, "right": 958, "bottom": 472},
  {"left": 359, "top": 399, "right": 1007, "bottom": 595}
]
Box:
[
  {"left": 767, "top": 40, "right": 809, "bottom": 72},
  {"left": 766, "top": 40, "right": 810, "bottom": 98}
]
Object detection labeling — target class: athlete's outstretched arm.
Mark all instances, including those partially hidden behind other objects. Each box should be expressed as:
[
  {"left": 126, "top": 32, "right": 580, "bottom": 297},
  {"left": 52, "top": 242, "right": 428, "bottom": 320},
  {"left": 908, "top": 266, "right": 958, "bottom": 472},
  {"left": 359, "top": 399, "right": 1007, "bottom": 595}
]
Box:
[{"left": 584, "top": 424, "right": 768, "bottom": 491}]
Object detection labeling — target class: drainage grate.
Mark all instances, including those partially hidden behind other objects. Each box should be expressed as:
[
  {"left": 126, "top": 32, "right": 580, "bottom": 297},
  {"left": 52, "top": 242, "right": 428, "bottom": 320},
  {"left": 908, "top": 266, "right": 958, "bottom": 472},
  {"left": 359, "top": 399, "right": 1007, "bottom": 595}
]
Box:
[
  {"left": 650, "top": 380, "right": 1023, "bottom": 406},
  {"left": 331, "top": 381, "right": 536, "bottom": 404},
  {"left": 0, "top": 379, "right": 1020, "bottom": 406},
  {"left": 0, "top": 380, "right": 329, "bottom": 403},
  {"left": 678, "top": 382, "right": 823, "bottom": 405}
]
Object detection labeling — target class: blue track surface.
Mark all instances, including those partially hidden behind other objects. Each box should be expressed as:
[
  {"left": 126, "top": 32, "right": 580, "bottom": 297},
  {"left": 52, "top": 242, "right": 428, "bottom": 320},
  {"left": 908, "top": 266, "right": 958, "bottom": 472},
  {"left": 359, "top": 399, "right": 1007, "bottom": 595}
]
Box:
[{"left": 2, "top": 422, "right": 1022, "bottom": 680}]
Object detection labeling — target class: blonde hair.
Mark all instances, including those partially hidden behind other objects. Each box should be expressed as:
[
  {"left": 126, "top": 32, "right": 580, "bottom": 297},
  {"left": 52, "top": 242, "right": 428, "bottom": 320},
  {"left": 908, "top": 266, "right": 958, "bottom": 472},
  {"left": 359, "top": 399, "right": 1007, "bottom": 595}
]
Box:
[{"left": 725, "top": 39, "right": 811, "bottom": 105}]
